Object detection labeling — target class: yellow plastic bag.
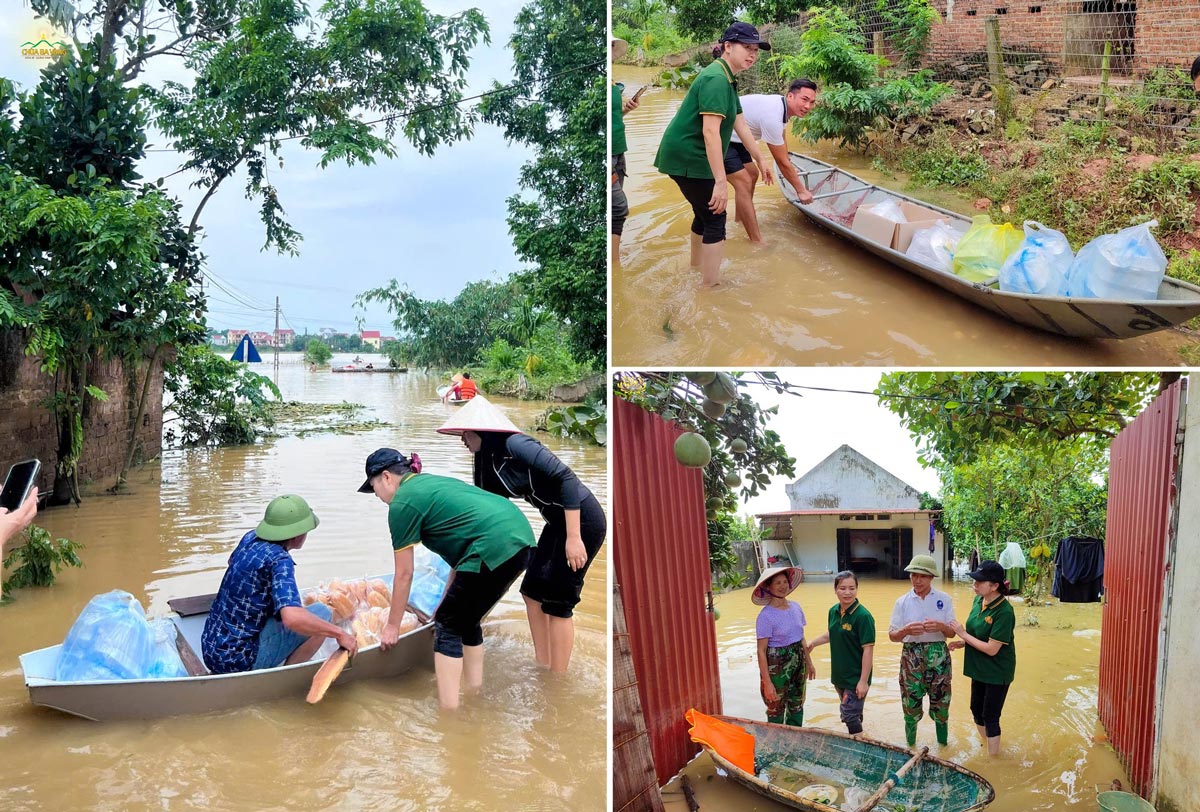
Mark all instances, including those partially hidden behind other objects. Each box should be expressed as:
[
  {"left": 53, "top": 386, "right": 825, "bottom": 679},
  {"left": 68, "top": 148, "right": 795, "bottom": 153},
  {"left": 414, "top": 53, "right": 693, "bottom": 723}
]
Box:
[{"left": 952, "top": 215, "right": 1024, "bottom": 283}]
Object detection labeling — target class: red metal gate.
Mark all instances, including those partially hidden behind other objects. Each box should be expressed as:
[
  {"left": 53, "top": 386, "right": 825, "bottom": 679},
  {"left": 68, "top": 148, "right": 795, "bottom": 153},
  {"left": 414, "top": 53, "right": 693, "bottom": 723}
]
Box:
[
  {"left": 613, "top": 396, "right": 722, "bottom": 786},
  {"left": 1099, "top": 379, "right": 1186, "bottom": 798}
]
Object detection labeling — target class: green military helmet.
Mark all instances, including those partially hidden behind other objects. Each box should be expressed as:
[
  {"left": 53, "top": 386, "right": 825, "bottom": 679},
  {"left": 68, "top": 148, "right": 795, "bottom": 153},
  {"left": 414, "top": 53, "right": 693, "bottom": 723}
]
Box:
[
  {"left": 255, "top": 494, "right": 320, "bottom": 541},
  {"left": 904, "top": 554, "right": 939, "bottom": 577}
]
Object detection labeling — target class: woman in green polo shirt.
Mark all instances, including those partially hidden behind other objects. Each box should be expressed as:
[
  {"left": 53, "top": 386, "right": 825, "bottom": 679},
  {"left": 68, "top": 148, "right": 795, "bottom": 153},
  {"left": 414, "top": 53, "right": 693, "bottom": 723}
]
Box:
[
  {"left": 358, "top": 448, "right": 536, "bottom": 710},
  {"left": 949, "top": 560, "right": 1016, "bottom": 756},
  {"left": 806, "top": 570, "right": 876, "bottom": 736},
  {"left": 653, "top": 21, "right": 771, "bottom": 287}
]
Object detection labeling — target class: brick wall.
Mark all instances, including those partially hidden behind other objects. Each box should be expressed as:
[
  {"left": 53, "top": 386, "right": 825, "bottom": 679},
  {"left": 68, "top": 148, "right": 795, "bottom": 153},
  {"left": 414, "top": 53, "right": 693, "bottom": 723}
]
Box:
[
  {"left": 924, "top": 0, "right": 1200, "bottom": 78},
  {"left": 0, "top": 331, "right": 165, "bottom": 497}
]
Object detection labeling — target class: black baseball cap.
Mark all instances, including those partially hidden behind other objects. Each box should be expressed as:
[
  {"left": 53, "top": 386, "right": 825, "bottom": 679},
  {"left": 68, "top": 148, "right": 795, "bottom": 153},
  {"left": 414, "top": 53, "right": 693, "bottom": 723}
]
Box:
[
  {"left": 968, "top": 560, "right": 1007, "bottom": 584},
  {"left": 358, "top": 448, "right": 405, "bottom": 493},
  {"left": 720, "top": 22, "right": 771, "bottom": 50}
]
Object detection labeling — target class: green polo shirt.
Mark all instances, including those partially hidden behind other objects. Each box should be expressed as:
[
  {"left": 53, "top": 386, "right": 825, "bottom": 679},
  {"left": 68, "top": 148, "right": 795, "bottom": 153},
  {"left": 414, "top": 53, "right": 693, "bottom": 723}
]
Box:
[
  {"left": 828, "top": 600, "right": 875, "bottom": 690},
  {"left": 654, "top": 58, "right": 742, "bottom": 179},
  {"left": 387, "top": 473, "right": 536, "bottom": 573},
  {"left": 612, "top": 83, "right": 627, "bottom": 156},
  {"left": 963, "top": 595, "right": 1016, "bottom": 684}
]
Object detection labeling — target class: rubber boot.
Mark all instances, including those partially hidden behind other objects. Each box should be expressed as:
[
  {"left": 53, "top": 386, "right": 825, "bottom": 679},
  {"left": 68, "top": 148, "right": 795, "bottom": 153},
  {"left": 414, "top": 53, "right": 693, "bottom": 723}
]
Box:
[
  {"left": 904, "top": 717, "right": 918, "bottom": 748},
  {"left": 936, "top": 721, "right": 949, "bottom": 746},
  {"left": 785, "top": 709, "right": 804, "bottom": 727}
]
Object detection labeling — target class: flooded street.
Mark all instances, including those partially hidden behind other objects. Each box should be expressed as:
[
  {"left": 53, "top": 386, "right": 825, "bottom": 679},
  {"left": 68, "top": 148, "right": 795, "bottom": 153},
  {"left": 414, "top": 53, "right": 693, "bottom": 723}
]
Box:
[
  {"left": 662, "top": 574, "right": 1127, "bottom": 812},
  {"left": 0, "top": 353, "right": 607, "bottom": 812},
  {"left": 613, "top": 66, "right": 1199, "bottom": 366}
]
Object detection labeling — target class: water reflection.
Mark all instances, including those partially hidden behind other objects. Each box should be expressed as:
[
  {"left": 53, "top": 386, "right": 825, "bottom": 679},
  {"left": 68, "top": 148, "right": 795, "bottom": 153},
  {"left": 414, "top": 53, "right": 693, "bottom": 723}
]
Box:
[
  {"left": 613, "top": 66, "right": 1198, "bottom": 366},
  {"left": 0, "top": 353, "right": 606, "bottom": 812}
]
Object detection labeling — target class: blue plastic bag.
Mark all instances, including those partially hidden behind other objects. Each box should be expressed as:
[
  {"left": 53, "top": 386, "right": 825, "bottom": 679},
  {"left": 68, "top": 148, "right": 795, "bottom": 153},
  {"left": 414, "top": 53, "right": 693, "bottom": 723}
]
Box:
[
  {"left": 1066, "top": 219, "right": 1167, "bottom": 300},
  {"left": 408, "top": 547, "right": 452, "bottom": 617},
  {"left": 999, "top": 221, "right": 1073, "bottom": 296},
  {"left": 55, "top": 590, "right": 186, "bottom": 681}
]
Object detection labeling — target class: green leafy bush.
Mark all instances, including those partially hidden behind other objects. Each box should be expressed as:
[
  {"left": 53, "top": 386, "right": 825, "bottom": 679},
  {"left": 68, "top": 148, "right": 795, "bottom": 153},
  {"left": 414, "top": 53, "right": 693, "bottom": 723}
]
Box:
[
  {"left": 303, "top": 338, "right": 332, "bottom": 366},
  {"left": 880, "top": 0, "right": 940, "bottom": 70},
  {"left": 164, "top": 345, "right": 281, "bottom": 446},
  {"left": 3, "top": 526, "right": 84, "bottom": 598}
]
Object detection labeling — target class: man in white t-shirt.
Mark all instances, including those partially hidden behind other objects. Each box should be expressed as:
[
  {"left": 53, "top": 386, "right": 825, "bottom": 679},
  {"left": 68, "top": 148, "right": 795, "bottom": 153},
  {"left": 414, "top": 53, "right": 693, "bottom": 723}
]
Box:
[
  {"left": 888, "top": 554, "right": 958, "bottom": 747},
  {"left": 726, "top": 78, "right": 818, "bottom": 242}
]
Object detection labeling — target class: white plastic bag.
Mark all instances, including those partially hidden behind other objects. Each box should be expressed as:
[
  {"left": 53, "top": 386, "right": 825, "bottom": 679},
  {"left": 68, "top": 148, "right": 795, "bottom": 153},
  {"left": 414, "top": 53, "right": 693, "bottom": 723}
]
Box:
[
  {"left": 998, "top": 221, "right": 1072, "bottom": 296},
  {"left": 905, "top": 220, "right": 960, "bottom": 272},
  {"left": 1066, "top": 219, "right": 1167, "bottom": 300},
  {"left": 998, "top": 541, "right": 1027, "bottom": 570},
  {"left": 870, "top": 198, "right": 907, "bottom": 223},
  {"left": 408, "top": 546, "right": 452, "bottom": 617}
]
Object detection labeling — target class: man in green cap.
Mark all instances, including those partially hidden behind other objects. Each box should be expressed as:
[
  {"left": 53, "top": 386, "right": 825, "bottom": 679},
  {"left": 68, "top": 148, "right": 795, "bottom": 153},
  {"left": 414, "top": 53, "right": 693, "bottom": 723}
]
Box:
[
  {"left": 887, "top": 554, "right": 957, "bottom": 747},
  {"left": 201, "top": 494, "right": 357, "bottom": 674}
]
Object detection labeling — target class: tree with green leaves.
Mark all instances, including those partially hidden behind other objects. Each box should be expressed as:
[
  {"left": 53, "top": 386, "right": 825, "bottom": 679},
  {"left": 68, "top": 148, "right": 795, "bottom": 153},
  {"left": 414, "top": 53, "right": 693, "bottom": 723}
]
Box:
[
  {"left": 478, "top": 0, "right": 606, "bottom": 364},
  {"left": 614, "top": 371, "right": 797, "bottom": 578},
  {"left": 303, "top": 338, "right": 333, "bottom": 367},
  {"left": 0, "top": 46, "right": 203, "bottom": 503},
  {"left": 163, "top": 345, "right": 281, "bottom": 447},
  {"left": 34, "top": 0, "right": 489, "bottom": 255},
  {"left": 875, "top": 371, "right": 1162, "bottom": 467}
]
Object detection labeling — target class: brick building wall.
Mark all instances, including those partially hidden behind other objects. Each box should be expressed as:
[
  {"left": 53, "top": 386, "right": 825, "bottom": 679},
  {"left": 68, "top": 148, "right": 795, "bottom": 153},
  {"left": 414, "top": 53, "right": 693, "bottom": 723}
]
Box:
[{"left": 0, "top": 330, "right": 166, "bottom": 497}]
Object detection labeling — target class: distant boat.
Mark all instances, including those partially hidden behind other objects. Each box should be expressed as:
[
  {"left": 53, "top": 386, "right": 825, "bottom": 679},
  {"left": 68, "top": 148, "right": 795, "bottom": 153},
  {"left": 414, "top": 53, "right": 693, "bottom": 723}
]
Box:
[
  {"left": 229, "top": 335, "right": 262, "bottom": 363},
  {"left": 331, "top": 365, "right": 406, "bottom": 374}
]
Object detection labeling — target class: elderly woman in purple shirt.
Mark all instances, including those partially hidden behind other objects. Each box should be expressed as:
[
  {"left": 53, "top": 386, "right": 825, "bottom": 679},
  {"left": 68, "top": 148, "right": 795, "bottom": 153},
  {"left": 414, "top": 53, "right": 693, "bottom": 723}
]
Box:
[{"left": 754, "top": 566, "right": 815, "bottom": 726}]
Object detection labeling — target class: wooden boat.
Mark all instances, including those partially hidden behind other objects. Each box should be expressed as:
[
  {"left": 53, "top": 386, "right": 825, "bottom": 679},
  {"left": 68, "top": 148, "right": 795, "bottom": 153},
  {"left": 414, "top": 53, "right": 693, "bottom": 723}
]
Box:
[
  {"left": 19, "top": 574, "right": 434, "bottom": 721},
  {"left": 331, "top": 365, "right": 406, "bottom": 373},
  {"left": 691, "top": 713, "right": 994, "bottom": 812},
  {"left": 775, "top": 153, "right": 1200, "bottom": 339}
]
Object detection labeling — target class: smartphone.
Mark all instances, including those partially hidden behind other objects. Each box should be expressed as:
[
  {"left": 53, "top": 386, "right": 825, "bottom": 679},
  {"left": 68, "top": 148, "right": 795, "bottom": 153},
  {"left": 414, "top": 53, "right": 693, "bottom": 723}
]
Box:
[
  {"left": 1, "top": 459, "right": 41, "bottom": 513},
  {"left": 631, "top": 85, "right": 649, "bottom": 102}
]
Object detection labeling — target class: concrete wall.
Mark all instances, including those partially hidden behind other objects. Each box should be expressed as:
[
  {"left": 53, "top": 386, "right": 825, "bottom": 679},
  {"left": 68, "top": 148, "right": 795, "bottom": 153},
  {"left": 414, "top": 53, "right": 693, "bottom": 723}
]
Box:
[
  {"left": 1156, "top": 394, "right": 1200, "bottom": 812},
  {"left": 786, "top": 445, "right": 923, "bottom": 511},
  {"left": 759, "top": 514, "right": 945, "bottom": 580},
  {"left": 0, "top": 330, "right": 165, "bottom": 495}
]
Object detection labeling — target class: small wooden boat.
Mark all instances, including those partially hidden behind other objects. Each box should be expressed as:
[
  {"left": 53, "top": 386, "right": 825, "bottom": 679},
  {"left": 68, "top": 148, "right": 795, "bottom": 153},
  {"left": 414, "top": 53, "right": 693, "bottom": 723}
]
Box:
[
  {"left": 689, "top": 712, "right": 994, "bottom": 812},
  {"left": 331, "top": 365, "right": 406, "bottom": 373},
  {"left": 775, "top": 153, "right": 1200, "bottom": 339},
  {"left": 19, "top": 575, "right": 433, "bottom": 721}
]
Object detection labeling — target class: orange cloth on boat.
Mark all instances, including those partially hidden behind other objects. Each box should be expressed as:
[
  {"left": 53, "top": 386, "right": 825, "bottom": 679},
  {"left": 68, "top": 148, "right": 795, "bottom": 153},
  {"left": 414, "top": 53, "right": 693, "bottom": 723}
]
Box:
[{"left": 685, "top": 709, "right": 755, "bottom": 774}]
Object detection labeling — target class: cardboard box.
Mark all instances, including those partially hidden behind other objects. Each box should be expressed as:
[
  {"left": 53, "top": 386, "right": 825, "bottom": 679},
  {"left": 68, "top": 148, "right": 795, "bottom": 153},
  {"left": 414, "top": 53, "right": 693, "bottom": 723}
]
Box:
[{"left": 851, "top": 199, "right": 952, "bottom": 253}]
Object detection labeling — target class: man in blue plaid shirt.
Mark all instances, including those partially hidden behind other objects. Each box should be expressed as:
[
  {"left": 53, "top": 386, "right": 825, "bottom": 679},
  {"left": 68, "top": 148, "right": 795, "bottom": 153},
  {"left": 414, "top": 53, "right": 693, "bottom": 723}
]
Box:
[{"left": 202, "top": 495, "right": 357, "bottom": 674}]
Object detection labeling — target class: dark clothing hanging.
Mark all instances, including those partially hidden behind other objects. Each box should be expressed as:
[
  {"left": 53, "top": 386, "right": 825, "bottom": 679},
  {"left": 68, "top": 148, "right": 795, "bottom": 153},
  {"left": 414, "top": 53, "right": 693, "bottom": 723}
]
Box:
[{"left": 1052, "top": 536, "right": 1105, "bottom": 603}]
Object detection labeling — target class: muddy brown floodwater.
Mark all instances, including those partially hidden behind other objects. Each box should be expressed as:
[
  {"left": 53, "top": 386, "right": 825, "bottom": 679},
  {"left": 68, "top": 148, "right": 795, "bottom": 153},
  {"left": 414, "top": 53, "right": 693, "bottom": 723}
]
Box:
[
  {"left": 661, "top": 574, "right": 1128, "bottom": 812},
  {"left": 0, "top": 354, "right": 606, "bottom": 812},
  {"left": 613, "top": 66, "right": 1200, "bottom": 366}
]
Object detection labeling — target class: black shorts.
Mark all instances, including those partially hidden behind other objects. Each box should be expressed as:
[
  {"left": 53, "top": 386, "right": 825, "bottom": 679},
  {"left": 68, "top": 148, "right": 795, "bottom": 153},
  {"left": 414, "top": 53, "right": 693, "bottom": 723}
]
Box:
[
  {"left": 520, "top": 493, "right": 607, "bottom": 618},
  {"left": 669, "top": 175, "right": 726, "bottom": 244},
  {"left": 611, "top": 153, "right": 629, "bottom": 236},
  {"left": 969, "top": 679, "right": 1011, "bottom": 737},
  {"left": 723, "top": 141, "right": 753, "bottom": 175},
  {"left": 433, "top": 546, "right": 532, "bottom": 656}
]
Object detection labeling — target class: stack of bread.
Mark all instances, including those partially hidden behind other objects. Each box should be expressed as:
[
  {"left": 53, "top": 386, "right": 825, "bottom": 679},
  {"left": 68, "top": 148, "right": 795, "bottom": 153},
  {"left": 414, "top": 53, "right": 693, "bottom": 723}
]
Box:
[{"left": 303, "top": 578, "right": 420, "bottom": 647}]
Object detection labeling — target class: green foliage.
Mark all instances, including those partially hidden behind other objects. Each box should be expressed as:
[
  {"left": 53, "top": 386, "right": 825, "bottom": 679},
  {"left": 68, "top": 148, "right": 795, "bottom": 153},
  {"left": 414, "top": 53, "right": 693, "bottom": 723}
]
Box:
[
  {"left": 900, "top": 131, "right": 988, "bottom": 187},
  {"left": 614, "top": 372, "right": 797, "bottom": 574},
  {"left": 543, "top": 391, "right": 608, "bottom": 446},
  {"left": 940, "top": 443, "right": 1107, "bottom": 566},
  {"left": 879, "top": 0, "right": 940, "bottom": 70},
  {"left": 2, "top": 526, "right": 84, "bottom": 598},
  {"left": 1123, "top": 156, "right": 1200, "bottom": 233},
  {"left": 774, "top": 7, "right": 951, "bottom": 150},
  {"left": 478, "top": 0, "right": 606, "bottom": 365},
  {"left": 303, "top": 339, "right": 333, "bottom": 366},
  {"left": 164, "top": 346, "right": 281, "bottom": 446},
  {"left": 658, "top": 62, "right": 702, "bottom": 89},
  {"left": 615, "top": 0, "right": 666, "bottom": 29},
  {"left": 382, "top": 339, "right": 411, "bottom": 368},
  {"left": 708, "top": 514, "right": 765, "bottom": 588},
  {"left": 876, "top": 371, "right": 1162, "bottom": 468},
  {"left": 669, "top": 0, "right": 739, "bottom": 42},
  {"left": 38, "top": 0, "right": 489, "bottom": 255}
]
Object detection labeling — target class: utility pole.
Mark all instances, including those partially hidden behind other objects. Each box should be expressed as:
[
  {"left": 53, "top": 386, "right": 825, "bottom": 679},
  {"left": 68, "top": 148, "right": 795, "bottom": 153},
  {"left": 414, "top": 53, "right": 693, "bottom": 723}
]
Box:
[{"left": 273, "top": 296, "right": 281, "bottom": 383}]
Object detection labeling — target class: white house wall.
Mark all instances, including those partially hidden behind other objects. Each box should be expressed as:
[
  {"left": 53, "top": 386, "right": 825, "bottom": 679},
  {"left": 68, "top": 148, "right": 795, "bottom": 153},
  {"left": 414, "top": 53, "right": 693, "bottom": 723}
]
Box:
[
  {"left": 786, "top": 445, "right": 923, "bottom": 511},
  {"left": 760, "top": 514, "right": 945, "bottom": 580},
  {"left": 1157, "top": 394, "right": 1200, "bottom": 812}
]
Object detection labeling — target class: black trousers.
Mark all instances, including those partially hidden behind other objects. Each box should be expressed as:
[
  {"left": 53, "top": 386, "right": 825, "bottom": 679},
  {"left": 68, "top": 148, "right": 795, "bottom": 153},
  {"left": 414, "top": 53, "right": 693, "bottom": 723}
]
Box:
[{"left": 969, "top": 679, "right": 1011, "bottom": 737}]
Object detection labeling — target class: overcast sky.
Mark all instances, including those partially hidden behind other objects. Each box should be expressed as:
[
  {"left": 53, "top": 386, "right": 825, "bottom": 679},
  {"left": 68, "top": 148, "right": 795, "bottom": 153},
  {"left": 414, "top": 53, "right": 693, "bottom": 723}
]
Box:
[
  {"left": 3, "top": 0, "right": 532, "bottom": 336},
  {"left": 737, "top": 370, "right": 943, "bottom": 516}
]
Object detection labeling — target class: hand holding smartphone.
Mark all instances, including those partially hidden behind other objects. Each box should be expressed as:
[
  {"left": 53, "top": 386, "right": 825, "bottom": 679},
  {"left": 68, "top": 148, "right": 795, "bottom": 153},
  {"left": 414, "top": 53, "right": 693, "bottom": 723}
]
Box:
[
  {"left": 1, "top": 459, "right": 41, "bottom": 513},
  {"left": 631, "top": 85, "right": 649, "bottom": 102}
]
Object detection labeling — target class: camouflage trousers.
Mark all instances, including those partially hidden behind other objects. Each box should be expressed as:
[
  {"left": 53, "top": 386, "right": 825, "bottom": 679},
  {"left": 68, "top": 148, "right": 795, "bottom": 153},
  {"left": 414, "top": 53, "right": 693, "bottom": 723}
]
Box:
[
  {"left": 762, "top": 640, "right": 807, "bottom": 727},
  {"left": 900, "top": 641, "right": 951, "bottom": 744}
]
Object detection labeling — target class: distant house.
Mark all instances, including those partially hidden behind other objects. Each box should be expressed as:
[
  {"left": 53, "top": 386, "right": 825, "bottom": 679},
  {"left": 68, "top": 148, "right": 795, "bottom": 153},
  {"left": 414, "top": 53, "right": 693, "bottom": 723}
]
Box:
[
  {"left": 361, "top": 330, "right": 382, "bottom": 349},
  {"left": 226, "top": 329, "right": 249, "bottom": 345},
  {"left": 210, "top": 333, "right": 229, "bottom": 346},
  {"left": 275, "top": 328, "right": 295, "bottom": 347},
  {"left": 756, "top": 445, "right": 945, "bottom": 580},
  {"left": 318, "top": 327, "right": 338, "bottom": 338},
  {"left": 250, "top": 331, "right": 274, "bottom": 347}
]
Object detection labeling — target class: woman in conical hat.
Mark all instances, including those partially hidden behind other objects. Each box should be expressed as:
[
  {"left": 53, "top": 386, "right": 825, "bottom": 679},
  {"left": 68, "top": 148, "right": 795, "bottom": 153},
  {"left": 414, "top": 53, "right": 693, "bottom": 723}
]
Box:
[
  {"left": 752, "top": 566, "right": 814, "bottom": 727},
  {"left": 438, "top": 396, "right": 606, "bottom": 673}
]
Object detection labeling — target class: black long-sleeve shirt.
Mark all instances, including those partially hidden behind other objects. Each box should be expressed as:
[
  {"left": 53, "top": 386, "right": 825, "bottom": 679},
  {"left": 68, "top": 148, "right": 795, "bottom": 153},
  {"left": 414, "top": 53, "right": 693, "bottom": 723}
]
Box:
[{"left": 475, "top": 434, "right": 590, "bottom": 512}]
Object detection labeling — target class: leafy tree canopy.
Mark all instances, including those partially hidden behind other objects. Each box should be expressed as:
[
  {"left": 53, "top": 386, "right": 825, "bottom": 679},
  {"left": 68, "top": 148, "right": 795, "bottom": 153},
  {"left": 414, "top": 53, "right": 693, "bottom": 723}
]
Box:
[
  {"left": 876, "top": 371, "right": 1162, "bottom": 469},
  {"left": 478, "top": 0, "right": 605, "bottom": 364}
]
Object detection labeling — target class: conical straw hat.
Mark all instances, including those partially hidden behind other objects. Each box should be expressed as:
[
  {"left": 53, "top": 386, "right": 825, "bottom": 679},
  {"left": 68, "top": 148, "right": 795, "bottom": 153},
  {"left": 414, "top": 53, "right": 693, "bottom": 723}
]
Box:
[
  {"left": 752, "top": 566, "right": 803, "bottom": 606},
  {"left": 436, "top": 395, "right": 522, "bottom": 436}
]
